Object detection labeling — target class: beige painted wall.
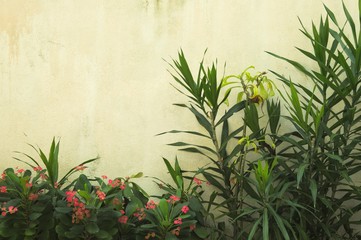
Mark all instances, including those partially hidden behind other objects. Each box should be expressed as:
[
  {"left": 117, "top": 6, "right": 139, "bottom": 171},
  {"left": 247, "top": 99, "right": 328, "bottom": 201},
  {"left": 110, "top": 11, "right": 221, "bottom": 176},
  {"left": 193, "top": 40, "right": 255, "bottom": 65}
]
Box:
[{"left": 0, "top": 0, "right": 358, "bottom": 191}]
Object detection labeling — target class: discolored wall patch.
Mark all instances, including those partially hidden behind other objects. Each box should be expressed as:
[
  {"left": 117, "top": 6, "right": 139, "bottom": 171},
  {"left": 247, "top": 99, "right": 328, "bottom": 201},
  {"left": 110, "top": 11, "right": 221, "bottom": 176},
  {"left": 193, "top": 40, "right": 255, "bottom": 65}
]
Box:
[{"left": 0, "top": 0, "right": 41, "bottom": 59}]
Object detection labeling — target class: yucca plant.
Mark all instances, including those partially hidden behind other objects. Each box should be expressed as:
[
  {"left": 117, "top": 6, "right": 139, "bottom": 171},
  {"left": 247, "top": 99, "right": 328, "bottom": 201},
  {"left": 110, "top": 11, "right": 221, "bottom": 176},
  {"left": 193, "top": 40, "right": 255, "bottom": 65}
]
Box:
[
  {"left": 14, "top": 138, "right": 98, "bottom": 190},
  {"left": 161, "top": 50, "right": 299, "bottom": 239},
  {"left": 268, "top": 0, "right": 361, "bottom": 238},
  {"left": 234, "top": 159, "right": 309, "bottom": 240}
]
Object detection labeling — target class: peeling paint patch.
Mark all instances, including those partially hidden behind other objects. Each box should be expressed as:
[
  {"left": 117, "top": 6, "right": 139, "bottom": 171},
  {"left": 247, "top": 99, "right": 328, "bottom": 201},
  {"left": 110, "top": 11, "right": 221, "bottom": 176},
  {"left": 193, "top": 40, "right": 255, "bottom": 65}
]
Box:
[{"left": 0, "top": 1, "right": 41, "bottom": 59}]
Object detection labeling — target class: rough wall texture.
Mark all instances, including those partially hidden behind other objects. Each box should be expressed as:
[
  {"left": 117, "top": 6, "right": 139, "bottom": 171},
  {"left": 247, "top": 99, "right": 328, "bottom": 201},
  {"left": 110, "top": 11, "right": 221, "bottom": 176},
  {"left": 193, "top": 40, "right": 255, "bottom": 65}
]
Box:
[{"left": 0, "top": 0, "right": 357, "bottom": 190}]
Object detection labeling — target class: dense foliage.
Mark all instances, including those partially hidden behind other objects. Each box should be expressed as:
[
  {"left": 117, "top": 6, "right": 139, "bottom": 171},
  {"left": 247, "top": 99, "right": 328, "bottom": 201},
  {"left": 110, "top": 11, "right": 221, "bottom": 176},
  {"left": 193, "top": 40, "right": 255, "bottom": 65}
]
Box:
[
  {"left": 0, "top": 141, "right": 202, "bottom": 240},
  {"left": 1, "top": 1, "right": 361, "bottom": 239},
  {"left": 161, "top": 1, "right": 361, "bottom": 239}
]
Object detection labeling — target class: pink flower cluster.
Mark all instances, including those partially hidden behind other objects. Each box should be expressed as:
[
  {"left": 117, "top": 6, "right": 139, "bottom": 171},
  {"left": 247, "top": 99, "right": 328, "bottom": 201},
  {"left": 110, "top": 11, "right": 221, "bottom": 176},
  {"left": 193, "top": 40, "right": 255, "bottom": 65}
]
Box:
[
  {"left": 143, "top": 196, "right": 195, "bottom": 237},
  {"left": 145, "top": 200, "right": 157, "bottom": 210},
  {"left": 65, "top": 191, "right": 91, "bottom": 223},
  {"left": 15, "top": 167, "right": 24, "bottom": 175},
  {"left": 1, "top": 205, "right": 18, "bottom": 217},
  {"left": 168, "top": 196, "right": 194, "bottom": 235},
  {"left": 75, "top": 165, "right": 87, "bottom": 171},
  {"left": 193, "top": 177, "right": 202, "bottom": 185},
  {"left": 33, "top": 166, "right": 43, "bottom": 172},
  {"left": 118, "top": 207, "right": 146, "bottom": 224},
  {"left": 66, "top": 191, "right": 77, "bottom": 203},
  {"left": 40, "top": 173, "right": 48, "bottom": 180},
  {"left": 172, "top": 213, "right": 195, "bottom": 235},
  {"left": 181, "top": 205, "right": 189, "bottom": 214},
  {"left": 133, "top": 208, "right": 146, "bottom": 221},
  {"left": 0, "top": 186, "right": 7, "bottom": 193},
  {"left": 167, "top": 195, "right": 180, "bottom": 204},
  {"left": 117, "top": 209, "right": 129, "bottom": 224},
  {"left": 174, "top": 217, "right": 182, "bottom": 225},
  {"left": 96, "top": 190, "right": 106, "bottom": 201},
  {"left": 107, "top": 179, "right": 126, "bottom": 190},
  {"left": 25, "top": 182, "right": 32, "bottom": 188},
  {"left": 118, "top": 215, "right": 128, "bottom": 224},
  {"left": 193, "top": 177, "right": 211, "bottom": 186},
  {"left": 28, "top": 193, "right": 39, "bottom": 201},
  {"left": 32, "top": 166, "right": 48, "bottom": 181}
]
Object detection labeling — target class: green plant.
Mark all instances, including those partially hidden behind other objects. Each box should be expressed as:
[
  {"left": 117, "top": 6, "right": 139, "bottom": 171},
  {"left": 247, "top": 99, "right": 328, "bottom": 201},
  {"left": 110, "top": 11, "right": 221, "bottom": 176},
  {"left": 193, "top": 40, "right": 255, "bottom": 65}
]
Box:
[
  {"left": 54, "top": 173, "right": 148, "bottom": 240},
  {"left": 14, "top": 138, "right": 97, "bottom": 190},
  {"left": 162, "top": 1, "right": 361, "bottom": 239},
  {"left": 0, "top": 167, "right": 54, "bottom": 239},
  {"left": 140, "top": 195, "right": 197, "bottom": 239},
  {"left": 163, "top": 51, "right": 294, "bottom": 239},
  {"left": 236, "top": 159, "right": 309, "bottom": 240},
  {"left": 0, "top": 139, "right": 98, "bottom": 240},
  {"left": 153, "top": 158, "right": 219, "bottom": 239},
  {"left": 0, "top": 140, "right": 208, "bottom": 240},
  {"left": 267, "top": 0, "right": 361, "bottom": 238}
]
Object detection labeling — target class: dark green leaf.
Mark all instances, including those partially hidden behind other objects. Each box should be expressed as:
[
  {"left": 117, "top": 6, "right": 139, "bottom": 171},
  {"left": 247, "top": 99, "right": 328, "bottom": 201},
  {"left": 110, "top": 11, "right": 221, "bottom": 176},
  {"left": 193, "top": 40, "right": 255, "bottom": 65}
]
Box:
[{"left": 85, "top": 222, "right": 99, "bottom": 234}]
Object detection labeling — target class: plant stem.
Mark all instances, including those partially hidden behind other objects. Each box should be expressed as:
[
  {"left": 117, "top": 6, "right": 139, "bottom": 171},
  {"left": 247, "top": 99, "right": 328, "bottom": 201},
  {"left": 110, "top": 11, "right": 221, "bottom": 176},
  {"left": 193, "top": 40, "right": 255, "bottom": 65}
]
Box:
[
  {"left": 236, "top": 99, "right": 249, "bottom": 238},
  {"left": 208, "top": 111, "right": 238, "bottom": 239},
  {"left": 209, "top": 111, "right": 222, "bottom": 163}
]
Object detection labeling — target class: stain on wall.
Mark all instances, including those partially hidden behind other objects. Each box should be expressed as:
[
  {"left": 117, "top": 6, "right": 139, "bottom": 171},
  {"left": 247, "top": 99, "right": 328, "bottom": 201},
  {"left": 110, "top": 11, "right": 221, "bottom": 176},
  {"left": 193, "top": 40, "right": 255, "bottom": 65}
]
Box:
[
  {"left": 0, "top": 0, "right": 41, "bottom": 59},
  {"left": 0, "top": 1, "right": 356, "bottom": 191}
]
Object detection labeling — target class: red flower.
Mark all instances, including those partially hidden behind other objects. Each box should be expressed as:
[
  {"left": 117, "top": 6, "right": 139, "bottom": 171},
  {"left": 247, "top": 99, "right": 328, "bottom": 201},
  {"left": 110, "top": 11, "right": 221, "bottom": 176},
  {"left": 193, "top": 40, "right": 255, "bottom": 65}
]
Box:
[
  {"left": 1, "top": 206, "right": 6, "bottom": 217},
  {"left": 75, "top": 165, "right": 87, "bottom": 171},
  {"left": 33, "top": 166, "right": 43, "bottom": 172},
  {"left": 146, "top": 200, "right": 157, "bottom": 210},
  {"left": 133, "top": 208, "right": 146, "bottom": 221},
  {"left": 67, "top": 196, "right": 91, "bottom": 224},
  {"left": 0, "top": 186, "right": 7, "bottom": 193},
  {"left": 193, "top": 177, "right": 202, "bottom": 185},
  {"left": 108, "top": 179, "right": 121, "bottom": 188},
  {"left": 181, "top": 205, "right": 189, "bottom": 214},
  {"left": 168, "top": 195, "right": 180, "bottom": 204},
  {"left": 96, "top": 190, "right": 106, "bottom": 201},
  {"left": 174, "top": 217, "right": 182, "bottom": 225},
  {"left": 8, "top": 206, "right": 18, "bottom": 214},
  {"left": 28, "top": 193, "right": 39, "bottom": 201},
  {"left": 66, "top": 191, "right": 77, "bottom": 203},
  {"left": 40, "top": 173, "right": 48, "bottom": 180},
  {"left": 118, "top": 215, "right": 128, "bottom": 224}
]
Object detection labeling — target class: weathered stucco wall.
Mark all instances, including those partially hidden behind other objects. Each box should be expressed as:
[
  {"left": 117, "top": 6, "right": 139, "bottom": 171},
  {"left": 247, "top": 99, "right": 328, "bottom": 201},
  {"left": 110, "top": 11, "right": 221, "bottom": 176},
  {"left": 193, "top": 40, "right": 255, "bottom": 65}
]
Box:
[{"left": 0, "top": 0, "right": 357, "bottom": 190}]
